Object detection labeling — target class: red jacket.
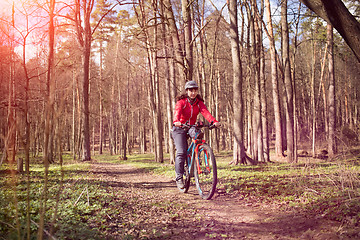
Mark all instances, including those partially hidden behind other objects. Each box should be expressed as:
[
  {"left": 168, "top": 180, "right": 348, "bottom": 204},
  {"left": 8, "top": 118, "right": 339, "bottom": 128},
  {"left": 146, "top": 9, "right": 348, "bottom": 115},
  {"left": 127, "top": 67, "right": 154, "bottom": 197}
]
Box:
[{"left": 173, "top": 97, "right": 218, "bottom": 125}]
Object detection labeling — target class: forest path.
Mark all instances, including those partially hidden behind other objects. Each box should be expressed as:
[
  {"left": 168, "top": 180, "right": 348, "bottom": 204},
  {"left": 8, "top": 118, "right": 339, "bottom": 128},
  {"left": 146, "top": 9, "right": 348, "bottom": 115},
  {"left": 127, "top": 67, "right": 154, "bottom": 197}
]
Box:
[{"left": 89, "top": 162, "right": 340, "bottom": 240}]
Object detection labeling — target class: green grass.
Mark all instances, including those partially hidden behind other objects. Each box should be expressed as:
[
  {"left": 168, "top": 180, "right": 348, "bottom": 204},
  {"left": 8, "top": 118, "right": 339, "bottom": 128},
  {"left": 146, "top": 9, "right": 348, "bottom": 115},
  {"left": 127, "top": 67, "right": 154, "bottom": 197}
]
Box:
[
  {"left": 0, "top": 161, "right": 104, "bottom": 239},
  {"left": 1, "top": 151, "right": 359, "bottom": 239},
  {"left": 108, "top": 151, "right": 360, "bottom": 231},
  {"left": 216, "top": 157, "right": 360, "bottom": 228}
]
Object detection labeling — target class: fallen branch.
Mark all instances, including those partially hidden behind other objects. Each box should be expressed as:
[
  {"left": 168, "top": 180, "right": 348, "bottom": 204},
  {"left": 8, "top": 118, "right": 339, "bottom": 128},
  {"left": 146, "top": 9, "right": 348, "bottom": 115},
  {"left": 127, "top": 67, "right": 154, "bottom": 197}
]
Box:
[
  {"left": 31, "top": 219, "right": 57, "bottom": 240},
  {"left": 74, "top": 186, "right": 89, "bottom": 206}
]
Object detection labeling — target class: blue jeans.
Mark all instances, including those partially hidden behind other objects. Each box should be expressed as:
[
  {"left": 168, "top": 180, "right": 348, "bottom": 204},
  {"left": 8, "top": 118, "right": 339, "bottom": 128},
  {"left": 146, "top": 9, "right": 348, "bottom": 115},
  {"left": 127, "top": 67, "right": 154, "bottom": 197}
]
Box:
[{"left": 171, "top": 126, "right": 200, "bottom": 181}]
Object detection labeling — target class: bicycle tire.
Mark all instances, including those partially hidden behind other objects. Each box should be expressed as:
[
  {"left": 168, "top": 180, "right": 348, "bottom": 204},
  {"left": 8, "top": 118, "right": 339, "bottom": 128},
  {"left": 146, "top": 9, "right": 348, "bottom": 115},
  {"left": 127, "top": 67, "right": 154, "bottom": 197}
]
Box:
[
  {"left": 194, "top": 144, "right": 217, "bottom": 200},
  {"left": 178, "top": 162, "right": 190, "bottom": 193}
]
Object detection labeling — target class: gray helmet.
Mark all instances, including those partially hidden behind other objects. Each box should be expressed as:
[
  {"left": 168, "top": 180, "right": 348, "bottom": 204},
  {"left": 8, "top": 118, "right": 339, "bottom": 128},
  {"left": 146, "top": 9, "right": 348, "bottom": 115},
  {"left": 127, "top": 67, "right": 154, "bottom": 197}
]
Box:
[{"left": 185, "top": 81, "right": 199, "bottom": 90}]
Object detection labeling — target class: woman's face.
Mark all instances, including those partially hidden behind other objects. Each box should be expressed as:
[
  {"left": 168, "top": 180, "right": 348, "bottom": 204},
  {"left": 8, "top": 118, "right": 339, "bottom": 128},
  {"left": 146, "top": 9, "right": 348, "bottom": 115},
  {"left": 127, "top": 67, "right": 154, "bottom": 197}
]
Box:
[{"left": 187, "top": 88, "right": 198, "bottom": 100}]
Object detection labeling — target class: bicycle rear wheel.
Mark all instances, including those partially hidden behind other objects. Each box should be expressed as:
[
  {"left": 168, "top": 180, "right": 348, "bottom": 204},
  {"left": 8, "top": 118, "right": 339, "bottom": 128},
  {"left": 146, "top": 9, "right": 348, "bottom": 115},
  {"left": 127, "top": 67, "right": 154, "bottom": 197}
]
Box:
[
  {"left": 194, "top": 144, "right": 217, "bottom": 200},
  {"left": 178, "top": 163, "right": 190, "bottom": 193}
]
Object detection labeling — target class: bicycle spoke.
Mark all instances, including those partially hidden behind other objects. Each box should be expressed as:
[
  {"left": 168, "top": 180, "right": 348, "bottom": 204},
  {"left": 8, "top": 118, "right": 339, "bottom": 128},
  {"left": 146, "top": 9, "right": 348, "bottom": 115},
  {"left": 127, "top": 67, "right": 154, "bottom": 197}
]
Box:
[{"left": 194, "top": 144, "right": 217, "bottom": 200}]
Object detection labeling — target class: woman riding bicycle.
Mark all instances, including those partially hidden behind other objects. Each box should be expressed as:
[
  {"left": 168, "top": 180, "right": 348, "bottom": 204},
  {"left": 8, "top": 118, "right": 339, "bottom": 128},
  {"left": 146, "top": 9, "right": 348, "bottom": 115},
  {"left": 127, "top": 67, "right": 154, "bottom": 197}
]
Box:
[{"left": 172, "top": 81, "right": 221, "bottom": 189}]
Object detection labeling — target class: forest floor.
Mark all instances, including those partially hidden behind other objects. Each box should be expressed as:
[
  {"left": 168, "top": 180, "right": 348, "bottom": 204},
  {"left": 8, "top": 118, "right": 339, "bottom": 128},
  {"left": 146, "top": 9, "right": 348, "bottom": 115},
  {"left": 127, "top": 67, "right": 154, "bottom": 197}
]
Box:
[{"left": 88, "top": 161, "right": 343, "bottom": 240}]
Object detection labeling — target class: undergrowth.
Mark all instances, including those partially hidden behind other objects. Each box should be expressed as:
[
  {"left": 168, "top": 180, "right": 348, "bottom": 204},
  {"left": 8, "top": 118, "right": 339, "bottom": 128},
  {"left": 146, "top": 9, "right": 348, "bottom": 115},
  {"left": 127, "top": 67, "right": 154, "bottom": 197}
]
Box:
[
  {"left": 1, "top": 152, "right": 359, "bottom": 239},
  {"left": 122, "top": 152, "right": 360, "bottom": 237},
  {"left": 0, "top": 157, "right": 193, "bottom": 239}
]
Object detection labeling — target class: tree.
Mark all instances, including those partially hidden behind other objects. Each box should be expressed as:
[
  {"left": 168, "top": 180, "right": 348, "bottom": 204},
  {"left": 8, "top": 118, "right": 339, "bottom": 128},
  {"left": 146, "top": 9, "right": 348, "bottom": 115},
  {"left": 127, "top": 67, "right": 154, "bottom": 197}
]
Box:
[
  {"left": 134, "top": 0, "right": 164, "bottom": 163},
  {"left": 72, "top": 0, "right": 95, "bottom": 161},
  {"left": 327, "top": 23, "right": 336, "bottom": 158},
  {"left": 38, "top": 0, "right": 56, "bottom": 237},
  {"left": 249, "top": 0, "right": 263, "bottom": 163},
  {"left": 264, "top": 0, "right": 283, "bottom": 158},
  {"left": 71, "top": 0, "right": 118, "bottom": 161},
  {"left": 228, "top": 0, "right": 252, "bottom": 165},
  {"left": 160, "top": 0, "right": 175, "bottom": 164},
  {"left": 91, "top": 0, "right": 116, "bottom": 155},
  {"left": 281, "top": 0, "right": 295, "bottom": 162},
  {"left": 182, "top": 0, "right": 193, "bottom": 82},
  {"left": 300, "top": 0, "right": 360, "bottom": 62}
]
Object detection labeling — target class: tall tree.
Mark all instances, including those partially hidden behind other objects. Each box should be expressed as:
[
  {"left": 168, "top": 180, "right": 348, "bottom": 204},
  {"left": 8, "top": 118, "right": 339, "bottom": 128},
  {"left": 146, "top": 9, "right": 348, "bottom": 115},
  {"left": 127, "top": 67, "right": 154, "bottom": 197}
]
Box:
[
  {"left": 72, "top": 0, "right": 117, "bottom": 161},
  {"left": 92, "top": 0, "right": 116, "bottom": 155},
  {"left": 73, "top": 0, "right": 95, "bottom": 161},
  {"left": 135, "top": 0, "right": 164, "bottom": 162},
  {"left": 281, "top": 0, "right": 295, "bottom": 162},
  {"left": 264, "top": 0, "right": 283, "bottom": 158},
  {"left": 327, "top": 23, "right": 336, "bottom": 158},
  {"left": 160, "top": 0, "right": 175, "bottom": 164},
  {"left": 250, "top": 0, "right": 263, "bottom": 163},
  {"left": 228, "top": 0, "right": 252, "bottom": 165},
  {"left": 39, "top": 0, "right": 55, "bottom": 237}
]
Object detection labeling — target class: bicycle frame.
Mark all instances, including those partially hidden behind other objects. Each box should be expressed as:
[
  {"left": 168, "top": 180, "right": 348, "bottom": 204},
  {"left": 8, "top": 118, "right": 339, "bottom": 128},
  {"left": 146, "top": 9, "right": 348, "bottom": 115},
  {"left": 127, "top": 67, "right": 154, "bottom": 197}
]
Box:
[{"left": 186, "top": 130, "right": 208, "bottom": 176}]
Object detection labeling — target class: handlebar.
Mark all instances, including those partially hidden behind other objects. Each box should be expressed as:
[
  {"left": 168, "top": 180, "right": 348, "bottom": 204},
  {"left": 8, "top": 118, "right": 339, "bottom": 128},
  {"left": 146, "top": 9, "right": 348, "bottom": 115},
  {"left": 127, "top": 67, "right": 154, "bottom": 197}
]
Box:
[{"left": 176, "top": 121, "right": 217, "bottom": 130}]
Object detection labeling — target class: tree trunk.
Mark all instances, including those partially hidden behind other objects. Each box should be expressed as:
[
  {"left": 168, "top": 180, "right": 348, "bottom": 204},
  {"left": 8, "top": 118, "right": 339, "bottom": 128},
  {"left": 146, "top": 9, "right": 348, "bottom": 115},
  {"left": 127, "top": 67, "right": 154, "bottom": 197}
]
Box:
[
  {"left": 264, "top": 0, "right": 283, "bottom": 158},
  {"left": 152, "top": 1, "right": 163, "bottom": 163},
  {"left": 311, "top": 37, "right": 317, "bottom": 157},
  {"left": 99, "top": 48, "right": 104, "bottom": 154},
  {"left": 228, "top": 0, "right": 252, "bottom": 165},
  {"left": 182, "top": 0, "right": 193, "bottom": 82},
  {"left": 327, "top": 23, "right": 336, "bottom": 158},
  {"left": 81, "top": 1, "right": 93, "bottom": 161},
  {"left": 281, "top": 0, "right": 295, "bottom": 163},
  {"left": 74, "top": 0, "right": 95, "bottom": 162},
  {"left": 72, "top": 69, "right": 77, "bottom": 159},
  {"left": 160, "top": 1, "right": 175, "bottom": 164},
  {"left": 251, "top": 0, "right": 263, "bottom": 163},
  {"left": 38, "top": 0, "right": 55, "bottom": 238},
  {"left": 259, "top": 3, "right": 270, "bottom": 162},
  {"left": 136, "top": 0, "right": 164, "bottom": 162},
  {"left": 162, "top": 0, "right": 185, "bottom": 84}
]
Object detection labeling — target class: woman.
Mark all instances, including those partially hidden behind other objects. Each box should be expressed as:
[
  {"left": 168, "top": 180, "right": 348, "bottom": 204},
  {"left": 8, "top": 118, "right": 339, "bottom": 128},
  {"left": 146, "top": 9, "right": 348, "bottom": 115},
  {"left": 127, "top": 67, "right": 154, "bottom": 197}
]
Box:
[{"left": 172, "top": 81, "right": 221, "bottom": 189}]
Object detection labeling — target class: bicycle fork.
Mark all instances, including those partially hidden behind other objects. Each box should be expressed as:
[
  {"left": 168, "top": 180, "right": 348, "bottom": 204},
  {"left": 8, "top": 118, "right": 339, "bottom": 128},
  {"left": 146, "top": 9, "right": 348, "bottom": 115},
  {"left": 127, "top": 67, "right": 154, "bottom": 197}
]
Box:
[{"left": 194, "top": 140, "right": 211, "bottom": 175}]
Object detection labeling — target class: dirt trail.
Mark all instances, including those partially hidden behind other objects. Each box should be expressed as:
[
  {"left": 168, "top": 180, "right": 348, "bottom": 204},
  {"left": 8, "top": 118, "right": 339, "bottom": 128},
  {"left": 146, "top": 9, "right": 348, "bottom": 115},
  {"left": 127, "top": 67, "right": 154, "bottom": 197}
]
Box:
[{"left": 89, "top": 162, "right": 341, "bottom": 240}]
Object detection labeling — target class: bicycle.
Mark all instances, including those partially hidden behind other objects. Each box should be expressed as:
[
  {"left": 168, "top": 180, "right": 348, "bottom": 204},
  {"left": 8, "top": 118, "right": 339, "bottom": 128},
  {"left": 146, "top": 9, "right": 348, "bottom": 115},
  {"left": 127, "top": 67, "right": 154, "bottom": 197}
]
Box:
[{"left": 177, "top": 122, "right": 218, "bottom": 200}]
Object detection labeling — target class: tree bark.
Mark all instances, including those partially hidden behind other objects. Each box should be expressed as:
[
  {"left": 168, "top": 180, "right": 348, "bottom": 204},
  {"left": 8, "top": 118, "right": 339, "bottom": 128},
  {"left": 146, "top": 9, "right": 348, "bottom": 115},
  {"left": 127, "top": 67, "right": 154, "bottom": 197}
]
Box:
[
  {"left": 182, "top": 0, "right": 193, "bottom": 82},
  {"left": 82, "top": 0, "right": 93, "bottom": 161},
  {"left": 74, "top": 0, "right": 95, "bottom": 161},
  {"left": 99, "top": 46, "right": 104, "bottom": 154},
  {"left": 281, "top": 0, "right": 295, "bottom": 163},
  {"left": 311, "top": 36, "right": 317, "bottom": 157},
  {"left": 265, "top": 0, "right": 283, "bottom": 158},
  {"left": 162, "top": 0, "right": 185, "bottom": 84},
  {"left": 228, "top": 0, "right": 252, "bottom": 165},
  {"left": 160, "top": 1, "right": 175, "bottom": 164},
  {"left": 136, "top": 0, "right": 163, "bottom": 162},
  {"left": 327, "top": 23, "right": 336, "bottom": 158}
]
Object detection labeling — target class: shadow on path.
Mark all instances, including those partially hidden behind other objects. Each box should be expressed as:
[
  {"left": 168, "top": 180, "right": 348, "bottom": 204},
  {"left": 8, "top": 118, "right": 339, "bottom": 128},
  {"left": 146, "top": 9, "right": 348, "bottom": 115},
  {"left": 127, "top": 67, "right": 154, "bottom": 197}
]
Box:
[{"left": 89, "top": 162, "right": 341, "bottom": 240}]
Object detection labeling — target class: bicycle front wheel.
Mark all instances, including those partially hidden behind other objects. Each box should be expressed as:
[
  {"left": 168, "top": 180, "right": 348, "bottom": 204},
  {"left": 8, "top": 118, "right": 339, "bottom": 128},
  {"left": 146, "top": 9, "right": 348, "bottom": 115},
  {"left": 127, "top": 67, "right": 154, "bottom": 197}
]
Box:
[{"left": 194, "top": 144, "right": 217, "bottom": 200}]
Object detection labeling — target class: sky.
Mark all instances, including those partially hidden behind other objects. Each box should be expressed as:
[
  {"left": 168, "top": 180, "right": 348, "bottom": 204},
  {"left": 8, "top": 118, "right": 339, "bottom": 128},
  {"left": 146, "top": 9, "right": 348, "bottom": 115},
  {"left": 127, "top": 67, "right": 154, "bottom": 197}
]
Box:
[{"left": 0, "top": 0, "right": 23, "bottom": 14}]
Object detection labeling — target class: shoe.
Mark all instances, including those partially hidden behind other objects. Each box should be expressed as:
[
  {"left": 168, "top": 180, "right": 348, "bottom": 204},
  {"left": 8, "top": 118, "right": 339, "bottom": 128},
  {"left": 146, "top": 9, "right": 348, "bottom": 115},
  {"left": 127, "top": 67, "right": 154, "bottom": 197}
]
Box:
[{"left": 176, "top": 178, "right": 185, "bottom": 189}]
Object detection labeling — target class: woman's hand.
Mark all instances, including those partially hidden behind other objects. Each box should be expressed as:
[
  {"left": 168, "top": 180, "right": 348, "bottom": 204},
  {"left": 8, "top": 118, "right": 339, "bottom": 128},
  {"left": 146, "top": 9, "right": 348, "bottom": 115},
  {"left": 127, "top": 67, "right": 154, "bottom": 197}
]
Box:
[{"left": 174, "top": 121, "right": 182, "bottom": 127}]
